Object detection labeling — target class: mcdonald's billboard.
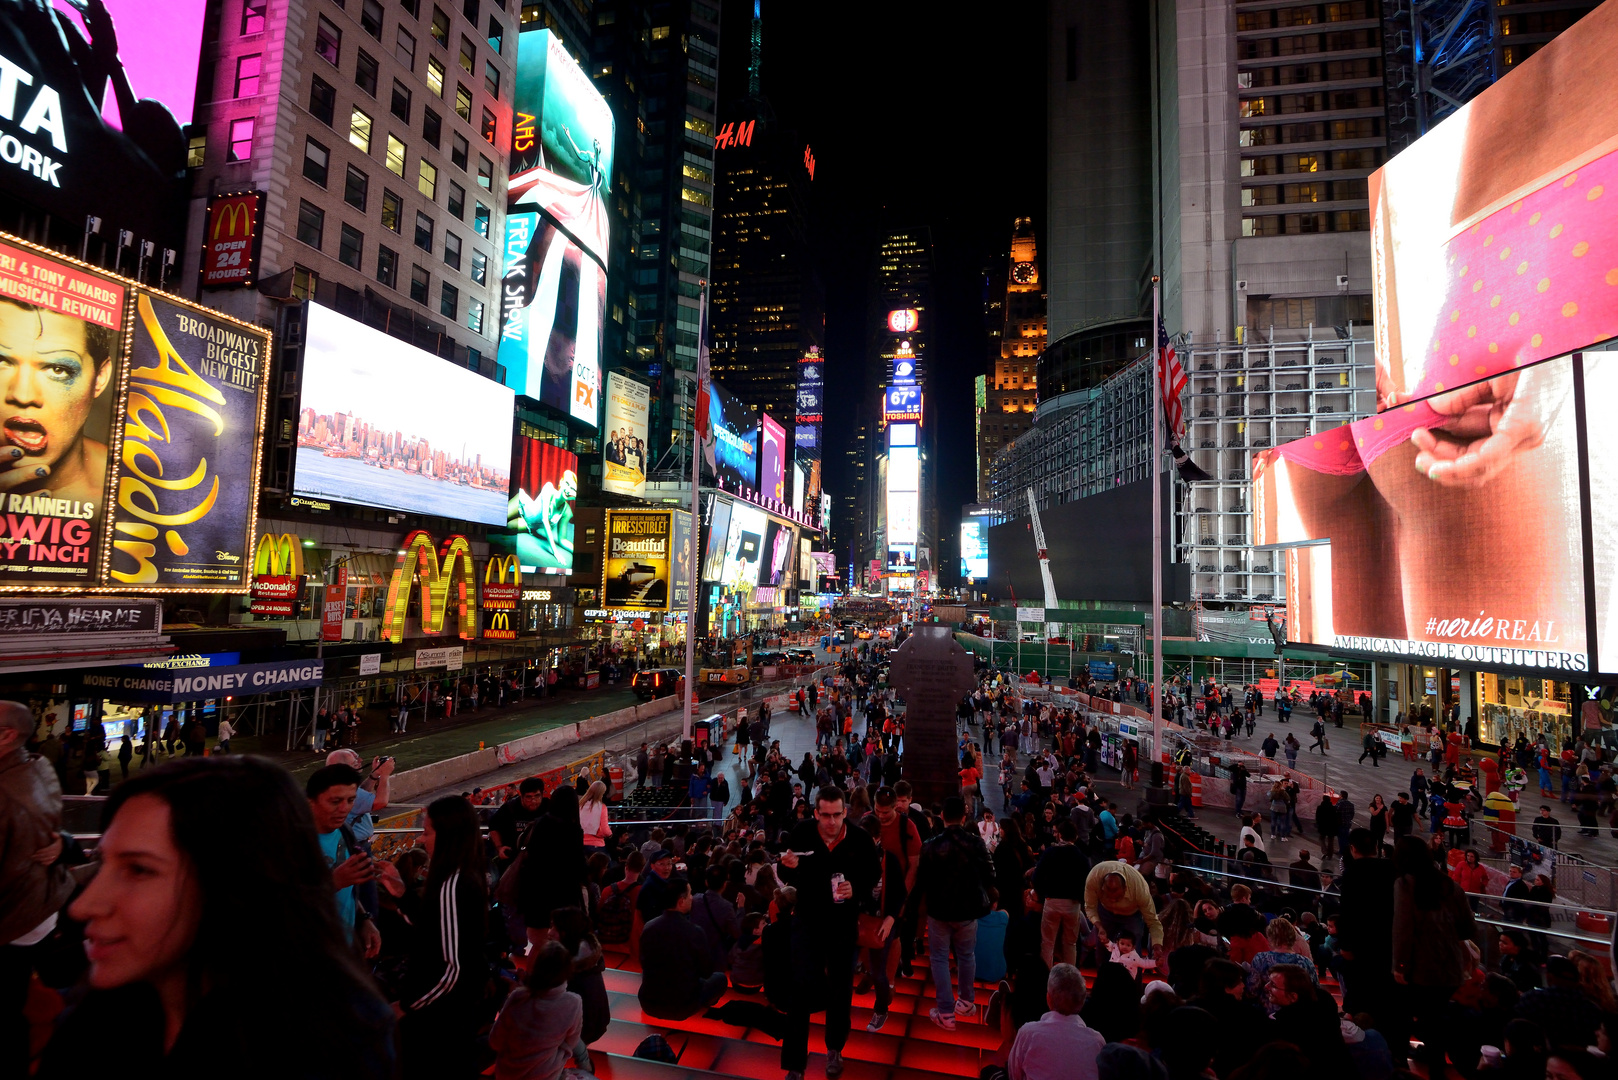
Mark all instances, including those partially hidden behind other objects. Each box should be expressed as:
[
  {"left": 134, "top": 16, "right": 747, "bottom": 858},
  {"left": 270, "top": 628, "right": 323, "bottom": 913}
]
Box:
[
  {"left": 201, "top": 191, "right": 264, "bottom": 288},
  {"left": 483, "top": 554, "right": 520, "bottom": 610},
  {"left": 249, "top": 532, "right": 305, "bottom": 617},
  {"left": 483, "top": 609, "right": 517, "bottom": 640},
  {"left": 381, "top": 530, "right": 479, "bottom": 643}
]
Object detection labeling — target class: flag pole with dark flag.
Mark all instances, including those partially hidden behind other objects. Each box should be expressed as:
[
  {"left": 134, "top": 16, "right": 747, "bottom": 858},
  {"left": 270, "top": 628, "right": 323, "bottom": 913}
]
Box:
[{"left": 1159, "top": 315, "right": 1209, "bottom": 483}]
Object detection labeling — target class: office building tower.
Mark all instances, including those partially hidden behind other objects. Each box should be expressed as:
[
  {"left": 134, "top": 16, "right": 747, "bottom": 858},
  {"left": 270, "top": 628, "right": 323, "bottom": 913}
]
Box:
[{"left": 979, "top": 217, "right": 1043, "bottom": 501}]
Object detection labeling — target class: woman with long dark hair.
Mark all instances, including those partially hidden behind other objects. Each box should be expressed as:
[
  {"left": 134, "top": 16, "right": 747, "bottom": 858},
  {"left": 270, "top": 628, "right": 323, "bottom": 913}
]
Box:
[
  {"left": 398, "top": 796, "right": 489, "bottom": 1080},
  {"left": 1392, "top": 834, "right": 1478, "bottom": 1078},
  {"left": 519, "top": 785, "right": 585, "bottom": 944},
  {"left": 37, "top": 756, "right": 394, "bottom": 1079}
]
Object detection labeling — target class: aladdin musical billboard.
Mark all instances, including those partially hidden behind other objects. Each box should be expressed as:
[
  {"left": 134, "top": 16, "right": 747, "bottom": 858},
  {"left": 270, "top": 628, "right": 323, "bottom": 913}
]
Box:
[
  {"left": 499, "top": 29, "right": 612, "bottom": 426},
  {"left": 0, "top": 2, "right": 207, "bottom": 255},
  {"left": 489, "top": 437, "right": 576, "bottom": 575},
  {"left": 1370, "top": 0, "right": 1618, "bottom": 413},
  {"left": 0, "top": 233, "right": 270, "bottom": 592}
]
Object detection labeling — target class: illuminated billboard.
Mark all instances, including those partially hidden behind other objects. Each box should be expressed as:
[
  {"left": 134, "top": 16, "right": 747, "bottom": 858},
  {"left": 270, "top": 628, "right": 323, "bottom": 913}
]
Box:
[
  {"left": 791, "top": 461, "right": 806, "bottom": 514},
  {"left": 296, "top": 304, "right": 514, "bottom": 526},
  {"left": 1369, "top": 1, "right": 1618, "bottom": 414},
  {"left": 884, "top": 385, "right": 923, "bottom": 423},
  {"left": 603, "top": 371, "right": 649, "bottom": 498},
  {"left": 888, "top": 309, "right": 919, "bottom": 333},
  {"left": 490, "top": 438, "right": 576, "bottom": 574},
  {"left": 703, "top": 380, "right": 759, "bottom": 490},
  {"left": 702, "top": 496, "right": 732, "bottom": 582},
  {"left": 759, "top": 413, "right": 786, "bottom": 501},
  {"left": 760, "top": 521, "right": 795, "bottom": 587},
  {"left": 1583, "top": 354, "right": 1618, "bottom": 674},
  {"left": 603, "top": 509, "right": 673, "bottom": 611},
  {"left": 796, "top": 350, "right": 823, "bottom": 422},
  {"left": 887, "top": 490, "right": 919, "bottom": 547},
  {"left": 1254, "top": 353, "right": 1588, "bottom": 673},
  {"left": 200, "top": 191, "right": 265, "bottom": 289},
  {"left": 0, "top": 234, "right": 269, "bottom": 592},
  {"left": 0, "top": 2, "right": 207, "bottom": 251},
  {"left": 721, "top": 503, "right": 767, "bottom": 589},
  {"left": 960, "top": 518, "right": 988, "bottom": 580},
  {"left": 501, "top": 28, "right": 613, "bottom": 423}
]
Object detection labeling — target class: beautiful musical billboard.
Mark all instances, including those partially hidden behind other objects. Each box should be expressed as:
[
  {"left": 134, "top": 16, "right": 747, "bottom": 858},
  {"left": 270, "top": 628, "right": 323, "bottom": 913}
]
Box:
[
  {"left": 759, "top": 413, "right": 786, "bottom": 501},
  {"left": 603, "top": 509, "right": 672, "bottom": 611},
  {"left": 1370, "top": 0, "right": 1618, "bottom": 414},
  {"left": 1254, "top": 353, "right": 1588, "bottom": 673},
  {"left": 602, "top": 371, "right": 649, "bottom": 498},
  {"left": 295, "top": 304, "right": 514, "bottom": 526},
  {"left": 490, "top": 438, "right": 576, "bottom": 575},
  {"left": 703, "top": 379, "right": 759, "bottom": 491},
  {"left": 500, "top": 28, "right": 613, "bottom": 425}
]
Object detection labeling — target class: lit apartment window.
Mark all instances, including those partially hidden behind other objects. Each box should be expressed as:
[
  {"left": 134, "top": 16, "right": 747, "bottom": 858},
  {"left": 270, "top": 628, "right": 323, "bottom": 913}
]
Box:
[
  {"left": 355, "top": 50, "right": 379, "bottom": 96},
  {"left": 338, "top": 223, "right": 364, "bottom": 269},
  {"left": 652, "top": 25, "right": 670, "bottom": 39},
  {"left": 381, "top": 189, "right": 402, "bottom": 232},
  {"left": 431, "top": 6, "right": 450, "bottom": 46},
  {"left": 187, "top": 134, "right": 206, "bottom": 167},
  {"left": 414, "top": 210, "right": 433, "bottom": 250},
  {"left": 426, "top": 57, "right": 446, "bottom": 97},
  {"left": 459, "top": 35, "right": 476, "bottom": 73},
  {"left": 302, "top": 137, "right": 330, "bottom": 185},
  {"left": 227, "top": 117, "right": 254, "bottom": 161},
  {"left": 234, "top": 54, "right": 262, "bottom": 97},
  {"left": 443, "top": 231, "right": 461, "bottom": 269},
  {"left": 349, "top": 107, "right": 373, "bottom": 152},
  {"left": 440, "top": 281, "right": 458, "bottom": 319},
  {"left": 344, "top": 164, "right": 369, "bottom": 210},
  {"left": 385, "top": 134, "right": 406, "bottom": 176},
  {"left": 410, "top": 264, "right": 430, "bottom": 304},
  {"left": 296, "top": 200, "right": 324, "bottom": 248},
  {"left": 418, "top": 159, "right": 437, "bottom": 199},
  {"left": 242, "top": 0, "right": 267, "bottom": 34},
  {"left": 316, "top": 16, "right": 341, "bottom": 65},
  {"left": 391, "top": 79, "right": 411, "bottom": 121},
  {"left": 309, "top": 75, "right": 336, "bottom": 125},
  {"left": 377, "top": 245, "right": 398, "bottom": 287},
  {"left": 292, "top": 265, "right": 318, "bottom": 300},
  {"left": 396, "top": 26, "right": 416, "bottom": 69},
  {"left": 360, "top": 0, "right": 384, "bottom": 39}
]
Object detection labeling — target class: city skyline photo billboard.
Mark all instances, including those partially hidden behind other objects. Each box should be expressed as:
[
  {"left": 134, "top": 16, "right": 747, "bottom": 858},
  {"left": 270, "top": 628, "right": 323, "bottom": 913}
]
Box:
[
  {"left": 602, "top": 371, "right": 649, "bottom": 497},
  {"left": 295, "top": 304, "right": 514, "bottom": 526},
  {"left": 704, "top": 379, "right": 759, "bottom": 490},
  {"left": 490, "top": 438, "right": 576, "bottom": 575},
  {"left": 500, "top": 28, "right": 614, "bottom": 424},
  {"left": 603, "top": 508, "right": 672, "bottom": 611}
]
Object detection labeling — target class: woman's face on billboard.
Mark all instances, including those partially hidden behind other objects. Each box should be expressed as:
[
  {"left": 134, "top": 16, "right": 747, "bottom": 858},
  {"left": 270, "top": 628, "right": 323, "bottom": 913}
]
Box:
[{"left": 0, "top": 302, "right": 113, "bottom": 478}]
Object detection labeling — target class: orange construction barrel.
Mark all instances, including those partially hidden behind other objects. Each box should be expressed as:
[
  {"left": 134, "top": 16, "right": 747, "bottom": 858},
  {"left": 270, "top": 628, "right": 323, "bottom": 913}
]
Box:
[{"left": 608, "top": 765, "right": 624, "bottom": 802}]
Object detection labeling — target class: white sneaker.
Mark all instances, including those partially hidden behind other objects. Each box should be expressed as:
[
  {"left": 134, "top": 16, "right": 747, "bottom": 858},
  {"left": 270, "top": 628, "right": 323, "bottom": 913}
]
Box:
[
  {"left": 928, "top": 1007, "right": 957, "bottom": 1032},
  {"left": 954, "top": 998, "right": 976, "bottom": 1017}
]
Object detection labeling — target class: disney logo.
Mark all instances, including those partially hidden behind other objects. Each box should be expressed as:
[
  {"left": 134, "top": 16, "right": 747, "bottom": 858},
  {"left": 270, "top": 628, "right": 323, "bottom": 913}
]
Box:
[{"left": 214, "top": 550, "right": 242, "bottom": 563}]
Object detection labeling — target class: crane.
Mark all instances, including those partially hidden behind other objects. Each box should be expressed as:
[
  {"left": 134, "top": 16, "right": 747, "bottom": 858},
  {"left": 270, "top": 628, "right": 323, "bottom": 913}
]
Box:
[{"left": 1026, "top": 488, "right": 1058, "bottom": 639}]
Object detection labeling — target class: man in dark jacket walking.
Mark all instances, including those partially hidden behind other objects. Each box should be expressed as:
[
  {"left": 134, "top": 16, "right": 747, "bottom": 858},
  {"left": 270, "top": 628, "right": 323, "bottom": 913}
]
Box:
[
  {"left": 776, "top": 786, "right": 880, "bottom": 1080},
  {"left": 905, "top": 796, "right": 996, "bottom": 1032},
  {"left": 639, "top": 878, "right": 727, "bottom": 1020}
]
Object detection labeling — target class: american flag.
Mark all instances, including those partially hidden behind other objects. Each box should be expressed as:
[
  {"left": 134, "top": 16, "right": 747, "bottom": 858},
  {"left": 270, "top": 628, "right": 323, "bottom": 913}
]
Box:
[{"left": 1157, "top": 316, "right": 1187, "bottom": 437}]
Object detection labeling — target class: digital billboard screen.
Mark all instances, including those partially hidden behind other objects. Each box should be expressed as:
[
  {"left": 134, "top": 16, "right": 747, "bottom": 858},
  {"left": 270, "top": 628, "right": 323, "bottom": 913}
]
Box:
[
  {"left": 490, "top": 438, "right": 576, "bottom": 574},
  {"left": 884, "top": 385, "right": 923, "bottom": 423},
  {"left": 702, "top": 495, "right": 732, "bottom": 583},
  {"left": 887, "top": 490, "right": 918, "bottom": 547},
  {"left": 759, "top": 413, "right": 786, "bottom": 501},
  {"left": 603, "top": 371, "right": 649, "bottom": 498},
  {"left": 1254, "top": 353, "right": 1587, "bottom": 673},
  {"left": 703, "top": 379, "right": 759, "bottom": 490},
  {"left": 1369, "top": 1, "right": 1618, "bottom": 414},
  {"left": 960, "top": 518, "right": 988, "bottom": 580},
  {"left": 791, "top": 461, "right": 806, "bottom": 514},
  {"left": 501, "top": 29, "right": 613, "bottom": 424},
  {"left": 603, "top": 509, "right": 672, "bottom": 611},
  {"left": 1583, "top": 353, "right": 1618, "bottom": 673},
  {"left": 796, "top": 351, "right": 823, "bottom": 422},
  {"left": 759, "top": 521, "right": 795, "bottom": 587},
  {"left": 721, "top": 502, "right": 767, "bottom": 589},
  {"left": 296, "top": 304, "right": 514, "bottom": 526}
]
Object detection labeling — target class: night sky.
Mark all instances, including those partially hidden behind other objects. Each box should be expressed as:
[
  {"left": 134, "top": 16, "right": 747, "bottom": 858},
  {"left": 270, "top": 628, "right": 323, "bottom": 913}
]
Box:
[{"left": 718, "top": 0, "right": 1047, "bottom": 581}]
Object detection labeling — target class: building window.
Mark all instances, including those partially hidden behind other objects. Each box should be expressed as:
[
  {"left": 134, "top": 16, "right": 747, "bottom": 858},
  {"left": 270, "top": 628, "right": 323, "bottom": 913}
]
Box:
[
  {"left": 454, "top": 82, "right": 472, "bottom": 120},
  {"left": 391, "top": 79, "right": 411, "bottom": 121},
  {"left": 291, "top": 265, "right": 318, "bottom": 301},
  {"left": 349, "top": 107, "right": 373, "bottom": 152},
  {"left": 377, "top": 245, "right": 398, "bottom": 287},
  {"left": 400, "top": 0, "right": 420, "bottom": 16},
  {"left": 462, "top": 0, "right": 479, "bottom": 22},
  {"left": 339, "top": 223, "right": 364, "bottom": 269},
  {"left": 467, "top": 297, "right": 485, "bottom": 334},
  {"left": 426, "top": 57, "right": 445, "bottom": 97},
  {"left": 310, "top": 75, "right": 336, "bottom": 125},
  {"left": 355, "top": 49, "right": 379, "bottom": 95},
  {"left": 484, "top": 60, "right": 500, "bottom": 98},
  {"left": 410, "top": 264, "right": 430, "bottom": 304},
  {"left": 414, "top": 210, "right": 433, "bottom": 250},
  {"left": 242, "top": 0, "right": 268, "bottom": 34},
  {"left": 385, "top": 134, "right": 406, "bottom": 175},
  {"left": 360, "top": 0, "right": 384, "bottom": 38},
  {"left": 418, "top": 159, "right": 437, "bottom": 199},
  {"left": 187, "top": 134, "right": 206, "bottom": 167},
  {"left": 343, "top": 165, "right": 369, "bottom": 211},
  {"left": 234, "top": 54, "right": 262, "bottom": 97},
  {"left": 316, "top": 16, "right": 342, "bottom": 65},
  {"left": 651, "top": 25, "right": 670, "bottom": 40},
  {"left": 487, "top": 15, "right": 503, "bottom": 53},
  {"left": 450, "top": 132, "right": 469, "bottom": 169},
  {"left": 302, "top": 137, "right": 330, "bottom": 185},
  {"left": 473, "top": 201, "right": 489, "bottom": 238},
  {"left": 459, "top": 35, "right": 476, "bottom": 73},
  {"left": 381, "top": 189, "right": 402, "bottom": 231},
  {"left": 227, "top": 117, "right": 254, "bottom": 161},
  {"left": 296, "top": 200, "right": 324, "bottom": 248},
  {"left": 396, "top": 26, "right": 416, "bottom": 69},
  {"left": 470, "top": 248, "right": 486, "bottom": 284},
  {"left": 480, "top": 106, "right": 496, "bottom": 144},
  {"left": 423, "top": 107, "right": 442, "bottom": 147},
  {"left": 476, "top": 154, "right": 492, "bottom": 189},
  {"left": 446, "top": 179, "right": 464, "bottom": 218},
  {"left": 430, "top": 6, "right": 450, "bottom": 46},
  {"left": 443, "top": 231, "right": 461, "bottom": 269},
  {"left": 440, "top": 281, "right": 458, "bottom": 318}
]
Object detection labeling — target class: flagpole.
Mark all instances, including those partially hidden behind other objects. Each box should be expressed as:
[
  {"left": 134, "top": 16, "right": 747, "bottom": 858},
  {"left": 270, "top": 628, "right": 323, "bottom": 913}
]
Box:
[
  {"left": 683, "top": 283, "right": 708, "bottom": 743},
  {"left": 1151, "top": 277, "right": 1165, "bottom": 766}
]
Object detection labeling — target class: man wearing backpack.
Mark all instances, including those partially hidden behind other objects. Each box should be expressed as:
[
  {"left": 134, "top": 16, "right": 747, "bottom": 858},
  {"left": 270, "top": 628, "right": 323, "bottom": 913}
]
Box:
[{"left": 905, "top": 796, "right": 997, "bottom": 1032}]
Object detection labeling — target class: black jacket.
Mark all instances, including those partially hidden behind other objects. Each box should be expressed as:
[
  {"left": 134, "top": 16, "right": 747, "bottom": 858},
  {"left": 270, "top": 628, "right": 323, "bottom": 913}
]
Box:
[
  {"left": 1032, "top": 843, "right": 1088, "bottom": 901},
  {"left": 906, "top": 823, "right": 996, "bottom": 923},
  {"left": 518, "top": 810, "right": 586, "bottom": 926},
  {"left": 776, "top": 819, "right": 881, "bottom": 935},
  {"left": 638, "top": 911, "right": 714, "bottom": 1018},
  {"left": 402, "top": 870, "right": 488, "bottom": 1011}
]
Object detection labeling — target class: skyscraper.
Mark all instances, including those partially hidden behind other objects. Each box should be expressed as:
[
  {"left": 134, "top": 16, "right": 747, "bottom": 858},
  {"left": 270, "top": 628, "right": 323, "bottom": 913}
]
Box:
[{"left": 978, "top": 218, "right": 1043, "bottom": 501}]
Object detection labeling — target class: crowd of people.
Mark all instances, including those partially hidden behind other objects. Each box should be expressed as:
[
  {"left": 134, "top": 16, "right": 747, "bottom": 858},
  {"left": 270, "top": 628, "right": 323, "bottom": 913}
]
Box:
[{"left": 6, "top": 633, "right": 1618, "bottom": 1080}]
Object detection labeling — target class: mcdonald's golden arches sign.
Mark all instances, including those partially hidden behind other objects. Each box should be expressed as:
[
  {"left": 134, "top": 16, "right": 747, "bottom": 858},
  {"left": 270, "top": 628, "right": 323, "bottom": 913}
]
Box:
[
  {"left": 381, "top": 530, "right": 478, "bottom": 643},
  {"left": 201, "top": 191, "right": 264, "bottom": 288},
  {"left": 482, "top": 554, "right": 521, "bottom": 610},
  {"left": 249, "top": 533, "right": 304, "bottom": 617}
]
